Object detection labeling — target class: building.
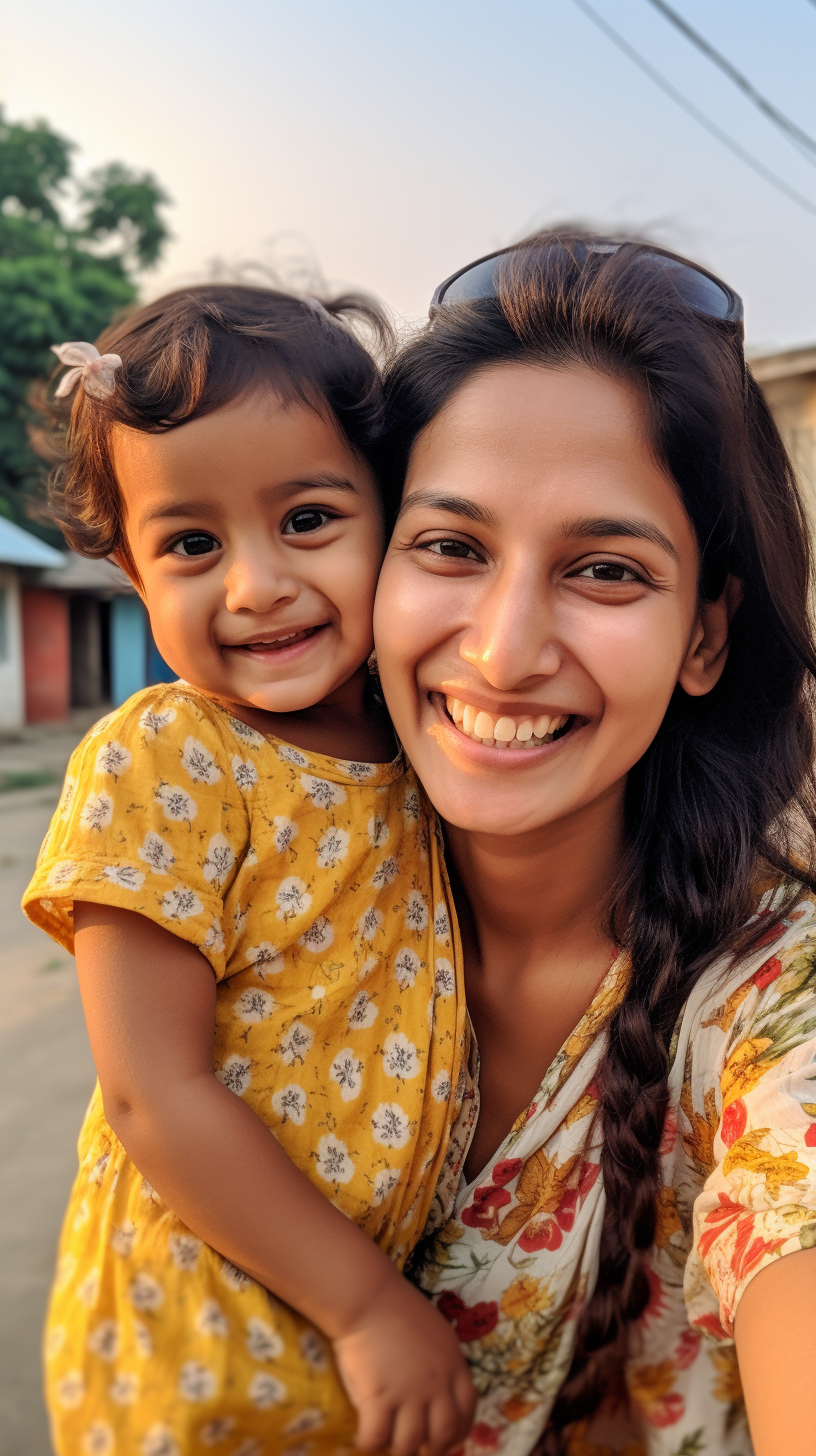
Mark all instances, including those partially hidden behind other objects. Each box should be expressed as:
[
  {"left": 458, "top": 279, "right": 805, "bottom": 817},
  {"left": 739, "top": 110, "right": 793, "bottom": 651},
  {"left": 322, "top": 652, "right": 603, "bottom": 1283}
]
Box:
[
  {"left": 750, "top": 345, "right": 816, "bottom": 516},
  {"left": 0, "top": 519, "right": 173, "bottom": 729}
]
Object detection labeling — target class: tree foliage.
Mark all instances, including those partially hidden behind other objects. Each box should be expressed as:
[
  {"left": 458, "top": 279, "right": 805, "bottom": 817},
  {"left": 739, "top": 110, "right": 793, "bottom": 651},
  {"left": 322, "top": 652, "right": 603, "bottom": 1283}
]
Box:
[{"left": 0, "top": 108, "right": 170, "bottom": 527}]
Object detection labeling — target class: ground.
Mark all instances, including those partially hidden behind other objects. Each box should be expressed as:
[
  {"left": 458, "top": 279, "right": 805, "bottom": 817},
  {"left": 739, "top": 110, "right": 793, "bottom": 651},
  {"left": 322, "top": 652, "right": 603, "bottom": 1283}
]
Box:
[{"left": 0, "top": 714, "right": 99, "bottom": 1456}]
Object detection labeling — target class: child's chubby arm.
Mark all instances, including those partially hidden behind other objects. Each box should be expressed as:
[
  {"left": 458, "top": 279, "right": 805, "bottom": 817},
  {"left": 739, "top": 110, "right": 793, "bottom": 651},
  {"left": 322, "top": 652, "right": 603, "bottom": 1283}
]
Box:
[{"left": 75, "top": 901, "right": 476, "bottom": 1456}]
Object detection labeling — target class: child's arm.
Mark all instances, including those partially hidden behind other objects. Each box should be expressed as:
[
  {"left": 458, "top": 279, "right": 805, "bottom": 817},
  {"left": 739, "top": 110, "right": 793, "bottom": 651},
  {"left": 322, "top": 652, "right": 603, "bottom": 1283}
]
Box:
[
  {"left": 74, "top": 901, "right": 475, "bottom": 1456},
  {"left": 734, "top": 1247, "right": 816, "bottom": 1456}
]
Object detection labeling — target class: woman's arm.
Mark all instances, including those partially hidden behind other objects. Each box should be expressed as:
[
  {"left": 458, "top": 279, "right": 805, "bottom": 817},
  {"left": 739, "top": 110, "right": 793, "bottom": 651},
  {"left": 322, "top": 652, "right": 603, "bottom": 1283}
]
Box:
[
  {"left": 734, "top": 1246, "right": 816, "bottom": 1456},
  {"left": 74, "top": 901, "right": 475, "bottom": 1456}
]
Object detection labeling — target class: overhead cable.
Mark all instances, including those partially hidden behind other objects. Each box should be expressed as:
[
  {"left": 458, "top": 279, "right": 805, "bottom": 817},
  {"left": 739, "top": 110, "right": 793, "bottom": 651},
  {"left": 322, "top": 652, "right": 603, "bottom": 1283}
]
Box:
[
  {"left": 569, "top": 0, "right": 816, "bottom": 221},
  {"left": 644, "top": 0, "right": 816, "bottom": 166}
]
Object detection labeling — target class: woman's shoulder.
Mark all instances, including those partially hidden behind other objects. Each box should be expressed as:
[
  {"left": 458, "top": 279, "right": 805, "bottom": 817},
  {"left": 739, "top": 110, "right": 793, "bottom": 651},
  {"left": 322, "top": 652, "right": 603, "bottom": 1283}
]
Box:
[{"left": 673, "top": 881, "right": 816, "bottom": 1097}]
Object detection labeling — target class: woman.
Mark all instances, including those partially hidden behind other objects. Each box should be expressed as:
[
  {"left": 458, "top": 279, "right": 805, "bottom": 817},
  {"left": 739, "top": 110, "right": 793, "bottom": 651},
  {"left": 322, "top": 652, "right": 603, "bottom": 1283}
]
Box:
[{"left": 373, "top": 233, "right": 816, "bottom": 1456}]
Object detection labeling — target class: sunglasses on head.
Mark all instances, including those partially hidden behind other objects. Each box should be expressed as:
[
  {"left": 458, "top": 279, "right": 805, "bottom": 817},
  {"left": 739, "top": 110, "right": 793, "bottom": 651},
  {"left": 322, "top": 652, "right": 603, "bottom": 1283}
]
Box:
[{"left": 430, "top": 239, "right": 744, "bottom": 330}]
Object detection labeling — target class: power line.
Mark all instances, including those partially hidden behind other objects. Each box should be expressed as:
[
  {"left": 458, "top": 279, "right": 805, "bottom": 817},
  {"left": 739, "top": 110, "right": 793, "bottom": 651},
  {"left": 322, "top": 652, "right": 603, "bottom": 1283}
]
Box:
[
  {"left": 569, "top": 0, "right": 816, "bottom": 221},
  {"left": 644, "top": 0, "right": 816, "bottom": 166}
]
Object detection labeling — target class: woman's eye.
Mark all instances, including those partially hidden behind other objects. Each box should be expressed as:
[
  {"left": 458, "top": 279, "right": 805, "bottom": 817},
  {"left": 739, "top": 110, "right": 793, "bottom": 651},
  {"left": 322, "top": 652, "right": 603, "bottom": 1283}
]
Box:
[
  {"left": 170, "top": 533, "right": 219, "bottom": 557},
  {"left": 283, "top": 509, "right": 333, "bottom": 535},
  {"left": 574, "top": 561, "right": 640, "bottom": 582},
  {"left": 424, "top": 539, "right": 480, "bottom": 561}
]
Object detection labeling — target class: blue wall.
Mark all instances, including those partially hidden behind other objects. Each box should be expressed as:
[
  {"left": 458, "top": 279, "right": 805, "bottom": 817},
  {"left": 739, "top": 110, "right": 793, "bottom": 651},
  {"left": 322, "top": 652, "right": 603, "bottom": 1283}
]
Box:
[{"left": 111, "top": 596, "right": 174, "bottom": 706}]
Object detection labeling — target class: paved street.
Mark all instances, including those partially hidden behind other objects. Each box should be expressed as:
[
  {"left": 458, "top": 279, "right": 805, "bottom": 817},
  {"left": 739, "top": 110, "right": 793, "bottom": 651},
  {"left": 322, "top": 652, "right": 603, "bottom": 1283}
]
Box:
[{"left": 0, "top": 717, "right": 99, "bottom": 1456}]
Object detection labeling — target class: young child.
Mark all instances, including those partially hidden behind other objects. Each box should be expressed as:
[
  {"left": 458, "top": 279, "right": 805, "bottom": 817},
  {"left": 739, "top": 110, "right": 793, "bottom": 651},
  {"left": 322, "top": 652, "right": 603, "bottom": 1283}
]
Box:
[{"left": 23, "top": 287, "right": 474, "bottom": 1456}]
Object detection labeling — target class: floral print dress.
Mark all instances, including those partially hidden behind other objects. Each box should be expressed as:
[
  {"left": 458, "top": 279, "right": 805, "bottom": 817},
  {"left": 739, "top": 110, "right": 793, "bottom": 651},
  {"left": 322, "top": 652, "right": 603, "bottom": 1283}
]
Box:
[
  {"left": 411, "top": 891, "right": 816, "bottom": 1456},
  {"left": 23, "top": 683, "right": 467, "bottom": 1456}
]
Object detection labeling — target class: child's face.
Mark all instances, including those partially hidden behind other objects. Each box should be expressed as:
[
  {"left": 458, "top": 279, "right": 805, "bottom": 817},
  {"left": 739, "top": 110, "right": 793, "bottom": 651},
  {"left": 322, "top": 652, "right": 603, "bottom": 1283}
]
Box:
[{"left": 112, "top": 389, "right": 385, "bottom": 713}]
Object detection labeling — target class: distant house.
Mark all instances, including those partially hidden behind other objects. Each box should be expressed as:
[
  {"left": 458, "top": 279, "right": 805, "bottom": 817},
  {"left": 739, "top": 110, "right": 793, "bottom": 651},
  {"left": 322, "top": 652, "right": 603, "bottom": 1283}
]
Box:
[
  {"left": 750, "top": 345, "right": 816, "bottom": 516},
  {"left": 0, "top": 519, "right": 173, "bottom": 728}
]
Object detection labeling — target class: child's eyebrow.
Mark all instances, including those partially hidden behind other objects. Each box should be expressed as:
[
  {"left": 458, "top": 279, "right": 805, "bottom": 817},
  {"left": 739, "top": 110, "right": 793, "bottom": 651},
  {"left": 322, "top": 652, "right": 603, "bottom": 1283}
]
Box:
[{"left": 138, "top": 476, "right": 359, "bottom": 531}]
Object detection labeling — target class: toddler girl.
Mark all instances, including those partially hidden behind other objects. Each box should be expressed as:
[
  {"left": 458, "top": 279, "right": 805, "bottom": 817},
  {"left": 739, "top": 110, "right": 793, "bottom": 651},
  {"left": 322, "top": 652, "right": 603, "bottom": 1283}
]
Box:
[{"left": 23, "top": 287, "right": 473, "bottom": 1456}]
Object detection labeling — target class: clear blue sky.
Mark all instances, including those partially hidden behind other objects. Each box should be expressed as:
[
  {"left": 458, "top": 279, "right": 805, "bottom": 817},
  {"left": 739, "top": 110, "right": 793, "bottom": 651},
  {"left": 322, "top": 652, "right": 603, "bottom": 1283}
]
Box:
[{"left": 3, "top": 0, "right": 815, "bottom": 347}]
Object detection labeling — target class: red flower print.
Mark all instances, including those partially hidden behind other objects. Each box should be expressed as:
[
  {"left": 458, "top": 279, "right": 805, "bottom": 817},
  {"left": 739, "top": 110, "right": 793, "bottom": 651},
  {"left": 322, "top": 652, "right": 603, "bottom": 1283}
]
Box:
[
  {"left": 469, "top": 1424, "right": 502, "bottom": 1450},
  {"left": 693, "top": 1311, "right": 729, "bottom": 1340},
  {"left": 650, "top": 1392, "right": 685, "bottom": 1428},
  {"left": 720, "top": 1098, "right": 747, "bottom": 1148},
  {"left": 525, "top": 1101, "right": 538, "bottom": 1120},
  {"left": 437, "top": 1291, "right": 465, "bottom": 1324},
  {"left": 456, "top": 1301, "right": 500, "bottom": 1342},
  {"left": 659, "top": 1108, "right": 678, "bottom": 1156},
  {"left": 753, "top": 911, "right": 785, "bottom": 949},
  {"left": 754, "top": 956, "right": 782, "bottom": 990},
  {"left": 698, "top": 1193, "right": 744, "bottom": 1260},
  {"left": 578, "top": 1160, "right": 600, "bottom": 1197},
  {"left": 731, "top": 1218, "right": 786, "bottom": 1281},
  {"left": 519, "top": 1216, "right": 563, "bottom": 1253},
  {"left": 492, "top": 1157, "right": 524, "bottom": 1187},
  {"left": 461, "top": 1185, "right": 512, "bottom": 1229},
  {"left": 437, "top": 1292, "right": 499, "bottom": 1343},
  {"left": 805, "top": 1124, "right": 816, "bottom": 1148},
  {"left": 555, "top": 1188, "right": 579, "bottom": 1231},
  {"left": 674, "top": 1327, "right": 701, "bottom": 1370},
  {"left": 640, "top": 1263, "right": 667, "bottom": 1327}
]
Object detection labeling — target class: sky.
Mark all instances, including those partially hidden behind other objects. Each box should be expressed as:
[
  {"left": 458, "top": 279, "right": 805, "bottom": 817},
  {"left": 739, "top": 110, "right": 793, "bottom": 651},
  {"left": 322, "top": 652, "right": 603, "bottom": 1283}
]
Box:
[{"left": 2, "top": 0, "right": 815, "bottom": 349}]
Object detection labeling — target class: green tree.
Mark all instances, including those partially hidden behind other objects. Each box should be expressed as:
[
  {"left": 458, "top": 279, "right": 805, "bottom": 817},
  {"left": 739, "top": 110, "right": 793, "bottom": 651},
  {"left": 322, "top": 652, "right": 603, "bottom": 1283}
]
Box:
[{"left": 0, "top": 107, "right": 170, "bottom": 528}]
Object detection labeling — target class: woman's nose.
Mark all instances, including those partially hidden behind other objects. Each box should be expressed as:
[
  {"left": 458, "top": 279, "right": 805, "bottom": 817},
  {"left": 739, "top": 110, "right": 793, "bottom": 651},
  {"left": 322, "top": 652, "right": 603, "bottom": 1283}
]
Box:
[
  {"left": 223, "top": 550, "right": 298, "bottom": 615},
  {"left": 458, "top": 572, "right": 562, "bottom": 688}
]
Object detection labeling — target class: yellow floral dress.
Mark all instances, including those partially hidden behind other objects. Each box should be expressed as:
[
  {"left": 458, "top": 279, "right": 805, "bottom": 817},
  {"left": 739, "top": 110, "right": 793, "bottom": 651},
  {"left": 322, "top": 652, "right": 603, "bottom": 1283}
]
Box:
[
  {"left": 412, "top": 889, "right": 816, "bottom": 1456},
  {"left": 23, "top": 683, "right": 467, "bottom": 1456}
]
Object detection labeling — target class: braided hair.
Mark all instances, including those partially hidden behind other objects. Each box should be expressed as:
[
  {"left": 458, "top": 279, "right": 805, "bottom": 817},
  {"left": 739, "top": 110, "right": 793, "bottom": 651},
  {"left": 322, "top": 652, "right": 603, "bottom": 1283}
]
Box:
[{"left": 382, "top": 231, "right": 816, "bottom": 1441}]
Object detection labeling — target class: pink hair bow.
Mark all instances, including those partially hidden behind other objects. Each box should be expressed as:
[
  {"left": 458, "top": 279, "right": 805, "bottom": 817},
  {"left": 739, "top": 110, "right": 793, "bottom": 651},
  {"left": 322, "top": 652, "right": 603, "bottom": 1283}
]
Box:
[{"left": 50, "top": 342, "right": 123, "bottom": 401}]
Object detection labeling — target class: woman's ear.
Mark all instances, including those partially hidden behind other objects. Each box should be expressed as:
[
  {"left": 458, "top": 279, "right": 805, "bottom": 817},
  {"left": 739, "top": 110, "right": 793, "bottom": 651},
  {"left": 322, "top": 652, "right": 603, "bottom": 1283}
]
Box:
[{"left": 678, "top": 574, "right": 743, "bottom": 698}]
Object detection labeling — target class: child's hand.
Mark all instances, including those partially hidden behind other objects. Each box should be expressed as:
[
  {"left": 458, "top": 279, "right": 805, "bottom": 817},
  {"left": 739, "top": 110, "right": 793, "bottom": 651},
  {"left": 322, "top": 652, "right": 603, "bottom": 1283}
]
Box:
[{"left": 332, "top": 1274, "right": 477, "bottom": 1456}]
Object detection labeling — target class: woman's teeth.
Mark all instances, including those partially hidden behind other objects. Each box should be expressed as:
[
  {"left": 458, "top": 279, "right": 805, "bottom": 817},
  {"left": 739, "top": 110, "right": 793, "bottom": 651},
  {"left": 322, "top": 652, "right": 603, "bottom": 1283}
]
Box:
[{"left": 446, "top": 697, "right": 571, "bottom": 748}]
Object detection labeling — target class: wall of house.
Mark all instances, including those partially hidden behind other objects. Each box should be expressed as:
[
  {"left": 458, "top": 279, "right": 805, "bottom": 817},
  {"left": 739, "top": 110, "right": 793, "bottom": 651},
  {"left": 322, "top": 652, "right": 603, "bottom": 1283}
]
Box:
[
  {"left": 0, "top": 568, "right": 24, "bottom": 729},
  {"left": 21, "top": 589, "right": 70, "bottom": 723},
  {"left": 760, "top": 373, "right": 816, "bottom": 516}
]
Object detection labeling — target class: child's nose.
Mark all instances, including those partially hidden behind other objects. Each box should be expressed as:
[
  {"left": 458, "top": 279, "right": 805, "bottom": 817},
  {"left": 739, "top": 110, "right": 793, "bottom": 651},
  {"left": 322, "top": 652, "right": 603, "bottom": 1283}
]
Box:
[{"left": 223, "top": 552, "right": 299, "bottom": 614}]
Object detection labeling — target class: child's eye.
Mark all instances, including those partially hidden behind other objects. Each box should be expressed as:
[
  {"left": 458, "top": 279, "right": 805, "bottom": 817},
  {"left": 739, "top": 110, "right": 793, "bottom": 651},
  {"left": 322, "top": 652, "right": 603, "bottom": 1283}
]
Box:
[
  {"left": 170, "top": 532, "right": 220, "bottom": 557},
  {"left": 283, "top": 509, "right": 335, "bottom": 535},
  {"left": 572, "top": 561, "right": 641, "bottom": 582}
]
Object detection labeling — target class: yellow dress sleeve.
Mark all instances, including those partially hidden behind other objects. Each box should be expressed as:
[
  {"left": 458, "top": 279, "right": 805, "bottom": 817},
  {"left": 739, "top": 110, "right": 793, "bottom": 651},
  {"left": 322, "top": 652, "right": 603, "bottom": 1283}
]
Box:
[{"left": 22, "top": 687, "right": 250, "bottom": 980}]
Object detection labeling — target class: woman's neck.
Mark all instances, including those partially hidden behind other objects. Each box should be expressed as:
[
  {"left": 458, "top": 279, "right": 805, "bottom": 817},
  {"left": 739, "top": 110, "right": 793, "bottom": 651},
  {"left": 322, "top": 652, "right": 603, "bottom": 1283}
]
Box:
[
  {"left": 445, "top": 779, "right": 626, "bottom": 962},
  {"left": 447, "top": 780, "right": 628, "bottom": 1179}
]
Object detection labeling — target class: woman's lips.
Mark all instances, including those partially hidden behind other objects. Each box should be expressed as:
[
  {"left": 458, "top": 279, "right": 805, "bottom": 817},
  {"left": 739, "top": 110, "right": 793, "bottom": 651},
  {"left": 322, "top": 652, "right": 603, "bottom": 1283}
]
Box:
[
  {"left": 428, "top": 692, "right": 580, "bottom": 764},
  {"left": 445, "top": 694, "right": 570, "bottom": 748}
]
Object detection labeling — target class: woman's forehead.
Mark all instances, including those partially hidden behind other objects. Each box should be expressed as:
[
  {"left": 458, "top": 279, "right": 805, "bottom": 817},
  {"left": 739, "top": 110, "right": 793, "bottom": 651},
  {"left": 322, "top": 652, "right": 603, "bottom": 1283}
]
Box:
[{"left": 402, "top": 361, "right": 689, "bottom": 544}]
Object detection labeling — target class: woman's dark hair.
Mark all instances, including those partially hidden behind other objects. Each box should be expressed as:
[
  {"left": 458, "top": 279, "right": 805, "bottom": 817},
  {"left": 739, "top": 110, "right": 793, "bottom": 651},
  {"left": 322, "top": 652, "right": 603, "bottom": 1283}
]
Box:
[
  {"left": 47, "top": 283, "right": 392, "bottom": 577},
  {"left": 384, "top": 230, "right": 816, "bottom": 1442}
]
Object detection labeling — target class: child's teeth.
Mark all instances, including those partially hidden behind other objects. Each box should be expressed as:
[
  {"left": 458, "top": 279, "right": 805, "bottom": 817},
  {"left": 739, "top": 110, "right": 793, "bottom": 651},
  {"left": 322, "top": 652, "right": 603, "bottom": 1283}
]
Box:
[
  {"left": 516, "top": 719, "right": 533, "bottom": 741},
  {"left": 452, "top": 698, "right": 465, "bottom": 724},
  {"left": 462, "top": 704, "right": 478, "bottom": 735},
  {"left": 474, "top": 711, "right": 495, "bottom": 739},
  {"left": 494, "top": 716, "right": 516, "bottom": 741},
  {"left": 533, "top": 714, "right": 552, "bottom": 737}
]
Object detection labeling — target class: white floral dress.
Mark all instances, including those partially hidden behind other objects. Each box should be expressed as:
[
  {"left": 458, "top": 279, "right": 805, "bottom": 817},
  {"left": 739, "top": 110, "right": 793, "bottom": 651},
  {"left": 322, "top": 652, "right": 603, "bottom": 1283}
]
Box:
[{"left": 411, "top": 891, "right": 816, "bottom": 1456}]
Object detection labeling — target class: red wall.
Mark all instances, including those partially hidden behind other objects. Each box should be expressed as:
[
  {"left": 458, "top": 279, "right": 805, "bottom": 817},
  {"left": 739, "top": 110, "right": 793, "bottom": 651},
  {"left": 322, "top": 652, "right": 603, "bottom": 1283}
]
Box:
[{"left": 22, "top": 589, "right": 70, "bottom": 723}]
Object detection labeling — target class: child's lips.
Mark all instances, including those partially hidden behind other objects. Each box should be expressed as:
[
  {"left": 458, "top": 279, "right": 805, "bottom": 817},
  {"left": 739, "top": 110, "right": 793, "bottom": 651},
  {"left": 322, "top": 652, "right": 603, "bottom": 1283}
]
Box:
[
  {"left": 222, "top": 623, "right": 327, "bottom": 658},
  {"left": 227, "top": 625, "right": 327, "bottom": 654}
]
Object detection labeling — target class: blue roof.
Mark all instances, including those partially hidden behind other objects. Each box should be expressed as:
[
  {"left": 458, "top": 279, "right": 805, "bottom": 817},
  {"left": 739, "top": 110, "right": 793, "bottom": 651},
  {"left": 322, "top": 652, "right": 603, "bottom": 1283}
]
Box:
[{"left": 0, "top": 517, "right": 65, "bottom": 568}]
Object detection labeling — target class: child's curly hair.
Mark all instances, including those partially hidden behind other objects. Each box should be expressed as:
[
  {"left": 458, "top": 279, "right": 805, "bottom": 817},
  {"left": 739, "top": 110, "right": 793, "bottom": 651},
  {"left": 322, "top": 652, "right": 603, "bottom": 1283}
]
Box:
[{"left": 47, "top": 284, "right": 393, "bottom": 578}]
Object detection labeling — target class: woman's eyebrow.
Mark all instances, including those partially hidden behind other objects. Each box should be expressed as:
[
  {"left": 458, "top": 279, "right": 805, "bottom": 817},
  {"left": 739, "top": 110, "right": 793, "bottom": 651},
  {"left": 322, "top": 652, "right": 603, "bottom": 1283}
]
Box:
[
  {"left": 560, "top": 515, "right": 680, "bottom": 564},
  {"left": 396, "top": 490, "right": 498, "bottom": 527}
]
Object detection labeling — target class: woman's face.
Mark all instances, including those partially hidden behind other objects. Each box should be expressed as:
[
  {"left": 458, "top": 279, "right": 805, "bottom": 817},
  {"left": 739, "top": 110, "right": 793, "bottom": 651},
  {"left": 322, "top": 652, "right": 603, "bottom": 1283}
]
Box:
[{"left": 374, "top": 362, "right": 732, "bottom": 837}]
